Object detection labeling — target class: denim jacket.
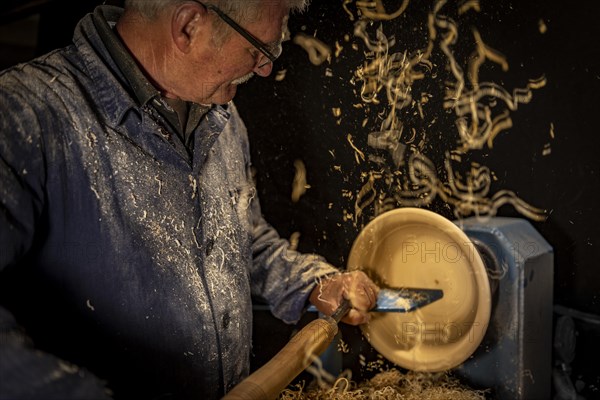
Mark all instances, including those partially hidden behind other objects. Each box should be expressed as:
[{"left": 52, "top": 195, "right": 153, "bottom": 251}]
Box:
[{"left": 0, "top": 6, "right": 337, "bottom": 399}]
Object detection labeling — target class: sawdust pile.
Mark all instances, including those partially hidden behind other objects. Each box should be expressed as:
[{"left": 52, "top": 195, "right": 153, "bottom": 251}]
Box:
[{"left": 279, "top": 369, "right": 487, "bottom": 399}]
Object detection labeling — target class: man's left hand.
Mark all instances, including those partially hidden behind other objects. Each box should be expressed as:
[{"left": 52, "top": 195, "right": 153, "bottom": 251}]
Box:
[{"left": 308, "top": 271, "right": 379, "bottom": 325}]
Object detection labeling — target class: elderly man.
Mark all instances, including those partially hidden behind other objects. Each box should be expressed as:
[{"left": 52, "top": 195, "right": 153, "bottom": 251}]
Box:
[{"left": 0, "top": 0, "right": 378, "bottom": 398}]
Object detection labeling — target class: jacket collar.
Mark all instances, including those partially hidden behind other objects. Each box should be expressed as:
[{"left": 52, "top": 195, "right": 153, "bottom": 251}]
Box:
[{"left": 92, "top": 6, "right": 159, "bottom": 109}]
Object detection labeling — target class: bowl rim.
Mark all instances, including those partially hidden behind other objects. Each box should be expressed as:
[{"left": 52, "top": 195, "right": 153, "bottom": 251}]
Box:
[{"left": 347, "top": 207, "right": 492, "bottom": 371}]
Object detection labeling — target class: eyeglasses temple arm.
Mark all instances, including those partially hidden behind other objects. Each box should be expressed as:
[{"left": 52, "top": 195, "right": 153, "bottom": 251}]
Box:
[{"left": 204, "top": 4, "right": 277, "bottom": 62}]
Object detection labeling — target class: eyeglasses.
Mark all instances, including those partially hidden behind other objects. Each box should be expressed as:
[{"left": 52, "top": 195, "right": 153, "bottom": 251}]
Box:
[{"left": 193, "top": 1, "right": 282, "bottom": 69}]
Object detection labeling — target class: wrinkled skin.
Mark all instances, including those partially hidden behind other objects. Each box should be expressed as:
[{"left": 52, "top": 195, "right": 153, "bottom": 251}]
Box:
[
  {"left": 309, "top": 271, "right": 380, "bottom": 325},
  {"left": 116, "top": 1, "right": 285, "bottom": 105}
]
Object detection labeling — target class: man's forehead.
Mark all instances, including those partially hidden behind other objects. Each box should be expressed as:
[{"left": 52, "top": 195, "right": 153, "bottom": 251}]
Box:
[{"left": 246, "top": 0, "right": 289, "bottom": 41}]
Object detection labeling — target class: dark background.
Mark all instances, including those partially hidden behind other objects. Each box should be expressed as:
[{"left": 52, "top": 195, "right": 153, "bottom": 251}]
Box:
[
  {"left": 1, "top": 0, "right": 598, "bottom": 397},
  {"left": 235, "top": 1, "right": 600, "bottom": 397}
]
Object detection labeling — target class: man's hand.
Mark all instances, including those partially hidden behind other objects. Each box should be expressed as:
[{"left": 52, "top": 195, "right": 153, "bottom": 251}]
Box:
[{"left": 309, "top": 271, "right": 379, "bottom": 325}]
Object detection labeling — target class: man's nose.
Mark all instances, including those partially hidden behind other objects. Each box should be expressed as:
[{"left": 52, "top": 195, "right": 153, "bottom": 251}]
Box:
[{"left": 253, "top": 62, "right": 273, "bottom": 77}]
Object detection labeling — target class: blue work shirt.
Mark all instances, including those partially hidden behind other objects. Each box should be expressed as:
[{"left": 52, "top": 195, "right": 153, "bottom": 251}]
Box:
[{"left": 0, "top": 6, "right": 337, "bottom": 399}]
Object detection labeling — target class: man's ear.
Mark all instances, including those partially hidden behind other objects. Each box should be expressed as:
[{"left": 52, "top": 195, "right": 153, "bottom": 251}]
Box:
[{"left": 172, "top": 3, "right": 209, "bottom": 53}]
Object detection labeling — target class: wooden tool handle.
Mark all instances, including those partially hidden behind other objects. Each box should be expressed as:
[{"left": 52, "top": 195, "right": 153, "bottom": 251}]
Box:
[{"left": 222, "top": 317, "right": 338, "bottom": 400}]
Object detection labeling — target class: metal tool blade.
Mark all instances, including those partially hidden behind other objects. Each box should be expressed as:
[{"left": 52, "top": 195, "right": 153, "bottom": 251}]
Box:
[
  {"left": 375, "top": 287, "right": 443, "bottom": 312},
  {"left": 306, "top": 287, "right": 443, "bottom": 314}
]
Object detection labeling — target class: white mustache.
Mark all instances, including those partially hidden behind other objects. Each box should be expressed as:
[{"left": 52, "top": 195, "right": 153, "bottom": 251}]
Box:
[{"left": 231, "top": 72, "right": 255, "bottom": 85}]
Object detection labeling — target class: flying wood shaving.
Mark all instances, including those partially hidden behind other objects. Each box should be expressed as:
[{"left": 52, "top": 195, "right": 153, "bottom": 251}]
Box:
[
  {"left": 542, "top": 143, "right": 552, "bottom": 156},
  {"left": 276, "top": 69, "right": 288, "bottom": 81},
  {"left": 469, "top": 28, "right": 509, "bottom": 90},
  {"left": 354, "top": 173, "right": 377, "bottom": 222},
  {"left": 458, "top": 0, "right": 480, "bottom": 15},
  {"left": 347, "top": 134, "right": 366, "bottom": 163},
  {"left": 292, "top": 159, "right": 310, "bottom": 202},
  {"left": 289, "top": 232, "right": 301, "bottom": 251},
  {"left": 450, "top": 78, "right": 547, "bottom": 149},
  {"left": 356, "top": 0, "right": 410, "bottom": 21},
  {"left": 348, "top": 0, "right": 546, "bottom": 222},
  {"left": 335, "top": 41, "right": 344, "bottom": 58},
  {"left": 343, "top": 0, "right": 355, "bottom": 21},
  {"left": 294, "top": 34, "right": 331, "bottom": 66},
  {"left": 393, "top": 152, "right": 546, "bottom": 221}
]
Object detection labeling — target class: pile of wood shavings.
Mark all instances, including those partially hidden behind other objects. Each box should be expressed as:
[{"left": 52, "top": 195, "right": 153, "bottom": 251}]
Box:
[{"left": 279, "top": 369, "right": 488, "bottom": 399}]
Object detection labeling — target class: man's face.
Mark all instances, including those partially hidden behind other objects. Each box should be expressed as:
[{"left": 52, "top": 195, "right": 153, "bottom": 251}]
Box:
[{"left": 182, "top": 1, "right": 288, "bottom": 105}]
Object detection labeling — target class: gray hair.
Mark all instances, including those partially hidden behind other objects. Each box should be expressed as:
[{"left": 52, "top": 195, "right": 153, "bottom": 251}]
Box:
[{"left": 124, "top": 0, "right": 310, "bottom": 45}]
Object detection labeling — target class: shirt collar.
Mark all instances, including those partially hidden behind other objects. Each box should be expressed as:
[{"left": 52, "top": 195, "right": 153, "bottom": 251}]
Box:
[
  {"left": 92, "top": 6, "right": 212, "bottom": 142},
  {"left": 92, "top": 6, "right": 159, "bottom": 108}
]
